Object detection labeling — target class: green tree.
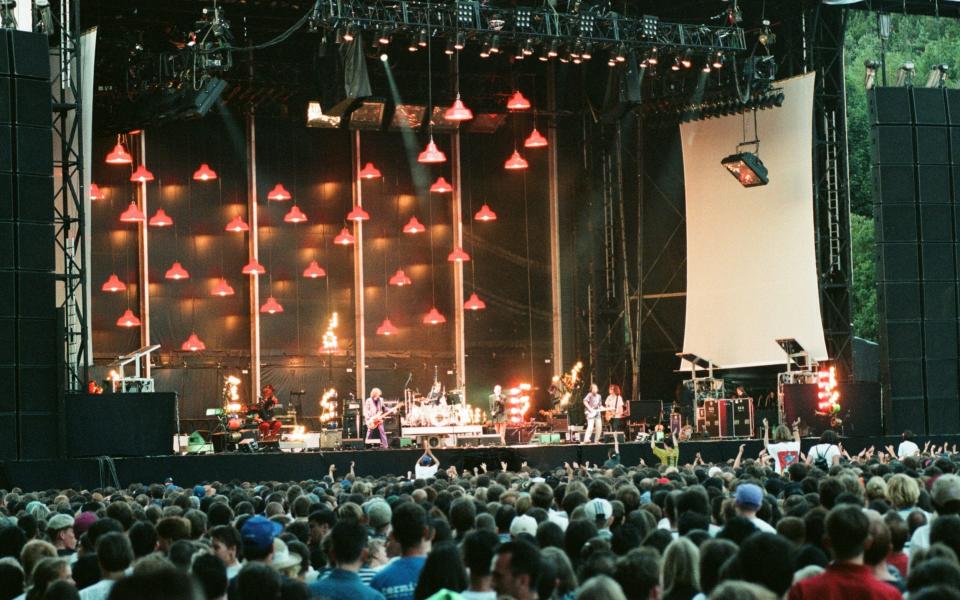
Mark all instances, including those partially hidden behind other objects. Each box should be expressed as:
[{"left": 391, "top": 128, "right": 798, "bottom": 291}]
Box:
[{"left": 850, "top": 213, "right": 878, "bottom": 340}]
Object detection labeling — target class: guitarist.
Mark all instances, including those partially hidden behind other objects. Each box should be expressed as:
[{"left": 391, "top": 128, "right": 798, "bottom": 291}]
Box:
[
  {"left": 364, "top": 388, "right": 389, "bottom": 448},
  {"left": 582, "top": 383, "right": 606, "bottom": 444}
]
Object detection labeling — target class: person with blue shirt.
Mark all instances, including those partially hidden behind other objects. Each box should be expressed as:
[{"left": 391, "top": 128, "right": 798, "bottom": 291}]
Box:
[
  {"left": 371, "top": 502, "right": 431, "bottom": 600},
  {"left": 309, "top": 520, "right": 385, "bottom": 600}
]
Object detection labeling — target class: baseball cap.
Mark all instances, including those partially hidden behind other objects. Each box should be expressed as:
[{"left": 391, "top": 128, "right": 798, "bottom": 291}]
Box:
[
  {"left": 583, "top": 498, "right": 613, "bottom": 523},
  {"left": 509, "top": 515, "right": 538, "bottom": 538},
  {"left": 73, "top": 512, "right": 98, "bottom": 536},
  {"left": 364, "top": 500, "right": 392, "bottom": 530},
  {"left": 241, "top": 515, "right": 283, "bottom": 552},
  {"left": 735, "top": 483, "right": 764, "bottom": 509},
  {"left": 271, "top": 538, "right": 302, "bottom": 571},
  {"left": 47, "top": 514, "right": 74, "bottom": 531},
  {"left": 707, "top": 466, "right": 723, "bottom": 478}
]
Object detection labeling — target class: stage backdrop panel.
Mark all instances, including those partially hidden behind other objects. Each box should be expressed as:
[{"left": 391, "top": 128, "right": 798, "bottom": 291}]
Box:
[{"left": 679, "top": 73, "right": 827, "bottom": 369}]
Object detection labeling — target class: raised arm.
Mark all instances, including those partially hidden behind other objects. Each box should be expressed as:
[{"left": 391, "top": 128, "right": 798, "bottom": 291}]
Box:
[
  {"left": 762, "top": 418, "right": 770, "bottom": 451},
  {"left": 733, "top": 443, "right": 746, "bottom": 469},
  {"left": 792, "top": 418, "right": 801, "bottom": 444}
]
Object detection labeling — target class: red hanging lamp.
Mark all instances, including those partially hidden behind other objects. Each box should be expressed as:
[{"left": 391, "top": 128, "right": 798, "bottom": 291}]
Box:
[
  {"left": 334, "top": 228, "right": 355, "bottom": 245},
  {"left": 101, "top": 274, "right": 126, "bottom": 293},
  {"left": 225, "top": 216, "right": 250, "bottom": 232},
  {"left": 89, "top": 183, "right": 104, "bottom": 200},
  {"left": 211, "top": 278, "right": 235, "bottom": 297},
  {"left": 504, "top": 150, "right": 529, "bottom": 170},
  {"left": 346, "top": 205, "right": 370, "bottom": 221},
  {"left": 303, "top": 261, "right": 327, "bottom": 278},
  {"left": 192, "top": 163, "right": 218, "bottom": 181},
  {"left": 267, "top": 183, "right": 292, "bottom": 201},
  {"left": 376, "top": 318, "right": 400, "bottom": 336},
  {"left": 403, "top": 216, "right": 426, "bottom": 234},
  {"left": 447, "top": 246, "right": 471, "bottom": 262},
  {"left": 524, "top": 128, "right": 548, "bottom": 148},
  {"left": 358, "top": 162, "right": 382, "bottom": 179},
  {"left": 389, "top": 269, "right": 412, "bottom": 286},
  {"left": 181, "top": 332, "right": 207, "bottom": 351},
  {"left": 129, "top": 165, "right": 155, "bottom": 183},
  {"left": 444, "top": 94, "right": 474, "bottom": 121},
  {"left": 464, "top": 292, "right": 487, "bottom": 311},
  {"left": 417, "top": 136, "right": 447, "bottom": 164},
  {"left": 430, "top": 177, "right": 453, "bottom": 193},
  {"left": 242, "top": 259, "right": 266, "bottom": 275},
  {"left": 284, "top": 205, "right": 308, "bottom": 223},
  {"left": 105, "top": 141, "right": 133, "bottom": 165},
  {"left": 164, "top": 261, "right": 190, "bottom": 280},
  {"left": 422, "top": 307, "right": 447, "bottom": 325},
  {"left": 148, "top": 208, "right": 173, "bottom": 227},
  {"left": 474, "top": 204, "right": 497, "bottom": 222},
  {"left": 260, "top": 296, "right": 284, "bottom": 314},
  {"left": 506, "top": 90, "right": 532, "bottom": 111},
  {"left": 116, "top": 309, "right": 141, "bottom": 327},
  {"left": 119, "top": 202, "right": 145, "bottom": 223}
]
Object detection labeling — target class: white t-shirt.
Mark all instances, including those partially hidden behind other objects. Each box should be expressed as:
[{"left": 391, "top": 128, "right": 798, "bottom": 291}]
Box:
[
  {"left": 461, "top": 591, "right": 496, "bottom": 600},
  {"left": 414, "top": 463, "right": 439, "bottom": 479},
  {"left": 808, "top": 443, "right": 841, "bottom": 467},
  {"left": 898, "top": 440, "right": 920, "bottom": 458},
  {"left": 910, "top": 522, "right": 932, "bottom": 557},
  {"left": 79, "top": 579, "right": 115, "bottom": 600},
  {"left": 749, "top": 516, "right": 777, "bottom": 534},
  {"left": 767, "top": 441, "right": 801, "bottom": 474}
]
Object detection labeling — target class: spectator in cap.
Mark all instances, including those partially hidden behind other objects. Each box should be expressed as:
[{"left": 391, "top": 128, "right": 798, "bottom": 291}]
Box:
[
  {"left": 910, "top": 473, "right": 960, "bottom": 557},
  {"left": 584, "top": 499, "right": 614, "bottom": 540},
  {"left": 72, "top": 514, "right": 97, "bottom": 540},
  {"left": 309, "top": 521, "right": 384, "bottom": 600},
  {"left": 414, "top": 440, "right": 440, "bottom": 481},
  {"left": 45, "top": 515, "right": 76, "bottom": 558},
  {"left": 226, "top": 515, "right": 282, "bottom": 600},
  {"left": 735, "top": 483, "right": 775, "bottom": 534},
  {"left": 510, "top": 515, "right": 538, "bottom": 540},
  {"left": 364, "top": 500, "right": 392, "bottom": 539}
]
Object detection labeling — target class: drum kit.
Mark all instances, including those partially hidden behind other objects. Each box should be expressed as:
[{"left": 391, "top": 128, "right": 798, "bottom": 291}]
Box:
[{"left": 402, "top": 388, "right": 483, "bottom": 427}]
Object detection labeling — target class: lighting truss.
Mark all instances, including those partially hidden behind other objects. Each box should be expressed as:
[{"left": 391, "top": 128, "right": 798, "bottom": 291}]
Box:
[{"left": 315, "top": 1, "right": 745, "bottom": 53}]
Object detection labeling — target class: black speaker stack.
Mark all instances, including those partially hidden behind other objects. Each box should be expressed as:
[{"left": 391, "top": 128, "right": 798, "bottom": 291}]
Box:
[
  {"left": 870, "top": 87, "right": 960, "bottom": 434},
  {"left": 0, "top": 30, "right": 59, "bottom": 459}
]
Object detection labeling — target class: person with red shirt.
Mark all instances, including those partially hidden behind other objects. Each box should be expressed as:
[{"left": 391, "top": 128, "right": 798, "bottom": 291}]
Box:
[{"left": 788, "top": 504, "right": 903, "bottom": 600}]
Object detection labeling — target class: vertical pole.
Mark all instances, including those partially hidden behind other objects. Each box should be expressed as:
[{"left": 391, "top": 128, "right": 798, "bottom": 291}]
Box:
[
  {"left": 246, "top": 113, "right": 261, "bottom": 402},
  {"left": 547, "top": 63, "right": 563, "bottom": 378},
  {"left": 136, "top": 132, "right": 151, "bottom": 378},
  {"left": 352, "top": 131, "right": 366, "bottom": 405},
  {"left": 452, "top": 132, "right": 466, "bottom": 392}
]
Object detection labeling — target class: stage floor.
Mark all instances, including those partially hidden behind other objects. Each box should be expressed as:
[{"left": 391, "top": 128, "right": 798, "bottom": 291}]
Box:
[{"left": 4, "top": 434, "right": 960, "bottom": 490}]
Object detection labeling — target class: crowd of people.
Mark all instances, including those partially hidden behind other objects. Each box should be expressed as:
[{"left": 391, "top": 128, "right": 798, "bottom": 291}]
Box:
[{"left": 0, "top": 431, "right": 958, "bottom": 600}]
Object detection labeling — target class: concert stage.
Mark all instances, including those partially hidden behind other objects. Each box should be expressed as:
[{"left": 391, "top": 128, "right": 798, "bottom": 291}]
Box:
[{"left": 4, "top": 435, "right": 959, "bottom": 491}]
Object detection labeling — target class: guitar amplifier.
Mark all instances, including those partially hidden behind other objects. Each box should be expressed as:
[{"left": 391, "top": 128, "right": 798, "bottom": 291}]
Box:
[
  {"left": 506, "top": 425, "right": 535, "bottom": 445},
  {"left": 729, "top": 397, "right": 754, "bottom": 437}
]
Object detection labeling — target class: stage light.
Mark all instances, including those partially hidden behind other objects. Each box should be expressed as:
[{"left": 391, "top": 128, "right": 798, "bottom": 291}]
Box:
[
  {"left": 540, "top": 48, "right": 550, "bottom": 62},
  {"left": 444, "top": 94, "right": 474, "bottom": 121},
  {"left": 341, "top": 24, "right": 355, "bottom": 42},
  {"left": 702, "top": 61, "right": 712, "bottom": 73},
  {"left": 474, "top": 203, "right": 497, "bottom": 221},
  {"left": 105, "top": 141, "right": 132, "bottom": 165},
  {"left": 681, "top": 49, "right": 692, "bottom": 69},
  {"left": 418, "top": 137, "right": 447, "bottom": 163},
  {"left": 267, "top": 184, "right": 292, "bottom": 201},
  {"left": 712, "top": 51, "right": 724, "bottom": 69},
  {"left": 671, "top": 57, "right": 681, "bottom": 71},
  {"left": 165, "top": 261, "right": 190, "bottom": 280},
  {"left": 303, "top": 261, "right": 326, "bottom": 278},
  {"left": 504, "top": 150, "right": 529, "bottom": 170},
  {"left": 489, "top": 35, "right": 501, "bottom": 54},
  {"left": 447, "top": 246, "right": 471, "bottom": 262},
  {"left": 864, "top": 59, "right": 879, "bottom": 90},
  {"left": 522, "top": 38, "right": 534, "bottom": 56},
  {"left": 430, "top": 177, "right": 453, "bottom": 193},
  {"left": 346, "top": 205, "right": 370, "bottom": 221},
  {"left": 376, "top": 318, "right": 399, "bottom": 336},
  {"left": 89, "top": 183, "right": 104, "bottom": 200},
  {"left": 464, "top": 292, "right": 486, "bottom": 311},
  {"left": 380, "top": 53, "right": 389, "bottom": 62},
  {"left": 181, "top": 332, "right": 206, "bottom": 352},
  {"left": 418, "top": 28, "right": 428, "bottom": 47},
  {"left": 422, "top": 307, "right": 447, "bottom": 325},
  {"left": 926, "top": 64, "right": 949, "bottom": 88},
  {"left": 211, "top": 278, "right": 235, "bottom": 296},
  {"left": 101, "top": 274, "right": 126, "bottom": 293},
  {"left": 408, "top": 39, "right": 419, "bottom": 53},
  {"left": 284, "top": 206, "right": 308, "bottom": 223},
  {"left": 378, "top": 29, "right": 392, "bottom": 45},
  {"left": 721, "top": 152, "right": 769, "bottom": 187},
  {"left": 389, "top": 268, "right": 412, "bottom": 286},
  {"left": 242, "top": 259, "right": 266, "bottom": 275},
  {"left": 148, "top": 209, "right": 173, "bottom": 227},
  {"left": 581, "top": 43, "right": 593, "bottom": 61},
  {"left": 506, "top": 90, "right": 531, "bottom": 111},
  {"left": 260, "top": 296, "right": 284, "bottom": 314},
  {"left": 225, "top": 216, "right": 249, "bottom": 232},
  {"left": 403, "top": 217, "right": 425, "bottom": 234},
  {"left": 547, "top": 40, "right": 559, "bottom": 58},
  {"left": 614, "top": 44, "right": 627, "bottom": 63},
  {"left": 896, "top": 62, "right": 915, "bottom": 87},
  {"left": 647, "top": 47, "right": 659, "bottom": 65},
  {"left": 192, "top": 163, "right": 217, "bottom": 181},
  {"left": 116, "top": 309, "right": 141, "bottom": 328},
  {"left": 119, "top": 202, "right": 145, "bottom": 223},
  {"left": 359, "top": 162, "right": 382, "bottom": 179},
  {"left": 129, "top": 165, "right": 154, "bottom": 183},
  {"left": 524, "top": 128, "right": 548, "bottom": 148},
  {"left": 334, "top": 228, "right": 355, "bottom": 245},
  {"left": 444, "top": 38, "right": 455, "bottom": 55},
  {"left": 321, "top": 312, "right": 339, "bottom": 354},
  {"left": 454, "top": 31, "right": 466, "bottom": 51},
  {"left": 479, "top": 44, "right": 491, "bottom": 59}
]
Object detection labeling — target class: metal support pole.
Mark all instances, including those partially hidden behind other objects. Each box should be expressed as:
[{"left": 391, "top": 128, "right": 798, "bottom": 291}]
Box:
[
  {"left": 451, "top": 132, "right": 466, "bottom": 391},
  {"left": 246, "top": 113, "right": 261, "bottom": 402},
  {"left": 352, "top": 131, "right": 366, "bottom": 404},
  {"left": 547, "top": 63, "right": 563, "bottom": 377},
  {"left": 135, "top": 132, "right": 151, "bottom": 378}
]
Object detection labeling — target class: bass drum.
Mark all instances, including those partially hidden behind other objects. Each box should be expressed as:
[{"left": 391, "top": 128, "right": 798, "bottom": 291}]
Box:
[{"left": 430, "top": 405, "right": 450, "bottom": 427}]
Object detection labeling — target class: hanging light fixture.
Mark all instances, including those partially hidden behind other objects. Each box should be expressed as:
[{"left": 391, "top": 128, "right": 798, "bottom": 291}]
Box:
[
  {"left": 116, "top": 308, "right": 141, "bottom": 328},
  {"left": 346, "top": 205, "right": 370, "bottom": 221},
  {"left": 225, "top": 216, "right": 250, "bottom": 232},
  {"left": 417, "top": 137, "right": 447, "bottom": 164},
  {"left": 376, "top": 318, "right": 399, "bottom": 336},
  {"left": 181, "top": 332, "right": 207, "bottom": 352},
  {"left": 474, "top": 204, "right": 497, "bottom": 222},
  {"left": 506, "top": 90, "right": 532, "bottom": 111},
  {"left": 119, "top": 201, "right": 145, "bottom": 223},
  {"left": 358, "top": 162, "right": 382, "bottom": 179},
  {"left": 148, "top": 208, "right": 173, "bottom": 227},
  {"left": 447, "top": 246, "right": 471, "bottom": 262},
  {"left": 105, "top": 140, "right": 133, "bottom": 164},
  {"left": 211, "top": 278, "right": 235, "bottom": 296},
  {"left": 284, "top": 206, "right": 308, "bottom": 223},
  {"left": 101, "top": 274, "right": 126, "bottom": 293},
  {"left": 504, "top": 150, "right": 529, "bottom": 170},
  {"left": 422, "top": 307, "right": 447, "bottom": 325},
  {"left": 389, "top": 268, "right": 412, "bottom": 286},
  {"left": 192, "top": 163, "right": 218, "bottom": 181},
  {"left": 444, "top": 94, "right": 474, "bottom": 121},
  {"left": 430, "top": 177, "right": 453, "bottom": 193},
  {"left": 303, "top": 260, "right": 327, "bottom": 278},
  {"left": 403, "top": 216, "right": 426, "bottom": 234},
  {"left": 129, "top": 165, "right": 155, "bottom": 183},
  {"left": 266, "top": 183, "right": 292, "bottom": 201},
  {"left": 242, "top": 259, "right": 266, "bottom": 275},
  {"left": 89, "top": 183, "right": 104, "bottom": 200},
  {"left": 524, "top": 128, "right": 548, "bottom": 148},
  {"left": 164, "top": 261, "right": 190, "bottom": 280},
  {"left": 464, "top": 292, "right": 487, "bottom": 311},
  {"left": 334, "top": 228, "right": 355, "bottom": 245},
  {"left": 260, "top": 296, "right": 284, "bottom": 314}
]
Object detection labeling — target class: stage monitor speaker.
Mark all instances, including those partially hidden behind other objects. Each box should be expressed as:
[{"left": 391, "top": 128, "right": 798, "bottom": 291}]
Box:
[
  {"left": 0, "top": 319, "right": 14, "bottom": 364},
  {"left": 17, "top": 318, "right": 55, "bottom": 366},
  {"left": 874, "top": 164, "right": 916, "bottom": 203},
  {"left": 17, "top": 272, "right": 54, "bottom": 318},
  {"left": 924, "top": 358, "right": 959, "bottom": 398},
  {"left": 320, "top": 429, "right": 342, "bottom": 449},
  {"left": 924, "top": 321, "right": 959, "bottom": 358},
  {"left": 18, "top": 413, "right": 58, "bottom": 459},
  {"left": 871, "top": 126, "right": 915, "bottom": 164},
  {"left": 0, "top": 271, "right": 12, "bottom": 317},
  {"left": 17, "top": 365, "right": 58, "bottom": 413},
  {"left": 0, "top": 416, "right": 16, "bottom": 459},
  {"left": 8, "top": 31, "right": 49, "bottom": 80},
  {"left": 923, "top": 282, "right": 957, "bottom": 320},
  {"left": 505, "top": 426, "right": 534, "bottom": 445},
  {"left": 456, "top": 434, "right": 502, "bottom": 447},
  {"left": 921, "top": 243, "right": 956, "bottom": 281},
  {"left": 916, "top": 127, "right": 949, "bottom": 164},
  {"left": 888, "top": 359, "right": 924, "bottom": 398},
  {"left": 836, "top": 382, "right": 883, "bottom": 437},
  {"left": 880, "top": 282, "right": 922, "bottom": 319},
  {"left": 880, "top": 205, "right": 918, "bottom": 243},
  {"left": 889, "top": 397, "right": 925, "bottom": 434},
  {"left": 13, "top": 78, "right": 51, "bottom": 127},
  {"left": 14, "top": 125, "right": 52, "bottom": 175},
  {"left": 16, "top": 222, "right": 53, "bottom": 271},
  {"left": 65, "top": 392, "right": 178, "bottom": 457},
  {"left": 870, "top": 88, "right": 912, "bottom": 124},
  {"left": 15, "top": 174, "right": 53, "bottom": 223},
  {"left": 913, "top": 88, "right": 947, "bottom": 124},
  {"left": 927, "top": 396, "right": 960, "bottom": 434},
  {"left": 885, "top": 321, "right": 923, "bottom": 359},
  {"left": 880, "top": 244, "right": 919, "bottom": 281},
  {"left": 920, "top": 206, "right": 954, "bottom": 242},
  {"left": 210, "top": 432, "right": 227, "bottom": 453},
  {"left": 918, "top": 165, "right": 951, "bottom": 201}
]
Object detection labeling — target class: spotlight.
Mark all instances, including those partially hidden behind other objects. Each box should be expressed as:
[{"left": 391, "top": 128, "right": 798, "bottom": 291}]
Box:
[
  {"left": 647, "top": 47, "right": 659, "bottom": 65},
  {"left": 721, "top": 152, "right": 769, "bottom": 187},
  {"left": 671, "top": 57, "right": 681, "bottom": 71},
  {"left": 926, "top": 63, "right": 949, "bottom": 88},
  {"left": 378, "top": 29, "right": 392, "bottom": 46},
  {"left": 558, "top": 52, "right": 570, "bottom": 64},
  {"left": 539, "top": 48, "right": 550, "bottom": 62},
  {"left": 408, "top": 37, "right": 419, "bottom": 52},
  {"left": 489, "top": 35, "right": 501, "bottom": 54},
  {"left": 445, "top": 38, "right": 455, "bottom": 55},
  {"left": 581, "top": 43, "right": 593, "bottom": 61},
  {"left": 418, "top": 28, "right": 428, "bottom": 48},
  {"left": 380, "top": 53, "right": 389, "bottom": 63},
  {"left": 896, "top": 62, "right": 915, "bottom": 87},
  {"left": 522, "top": 38, "right": 534, "bottom": 56},
  {"left": 681, "top": 49, "right": 692, "bottom": 69},
  {"left": 341, "top": 24, "right": 355, "bottom": 43},
  {"left": 711, "top": 51, "right": 724, "bottom": 69},
  {"left": 479, "top": 44, "right": 491, "bottom": 58},
  {"left": 615, "top": 44, "right": 627, "bottom": 63},
  {"left": 608, "top": 51, "right": 618, "bottom": 67},
  {"left": 758, "top": 19, "right": 775, "bottom": 46},
  {"left": 454, "top": 31, "right": 466, "bottom": 51},
  {"left": 702, "top": 62, "right": 711, "bottom": 73},
  {"left": 547, "top": 40, "right": 559, "bottom": 58},
  {"left": 863, "top": 59, "right": 879, "bottom": 90}
]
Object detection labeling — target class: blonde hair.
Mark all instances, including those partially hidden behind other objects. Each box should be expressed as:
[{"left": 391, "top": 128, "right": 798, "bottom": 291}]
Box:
[
  {"left": 773, "top": 425, "right": 792, "bottom": 442},
  {"left": 887, "top": 474, "right": 920, "bottom": 510},
  {"left": 575, "top": 575, "right": 627, "bottom": 600},
  {"left": 865, "top": 476, "right": 888, "bottom": 502},
  {"left": 663, "top": 537, "right": 700, "bottom": 596}
]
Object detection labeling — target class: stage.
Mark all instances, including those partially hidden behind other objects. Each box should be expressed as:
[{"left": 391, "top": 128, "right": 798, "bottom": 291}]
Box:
[{"left": 4, "top": 434, "right": 959, "bottom": 491}]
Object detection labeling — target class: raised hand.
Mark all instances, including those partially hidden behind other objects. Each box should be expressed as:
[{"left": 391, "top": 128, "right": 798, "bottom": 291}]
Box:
[
  {"left": 522, "top": 461, "right": 528, "bottom": 469},
  {"left": 738, "top": 443, "right": 746, "bottom": 454},
  {"left": 480, "top": 462, "right": 488, "bottom": 473},
  {"left": 762, "top": 418, "right": 769, "bottom": 429},
  {"left": 500, "top": 461, "right": 508, "bottom": 472}
]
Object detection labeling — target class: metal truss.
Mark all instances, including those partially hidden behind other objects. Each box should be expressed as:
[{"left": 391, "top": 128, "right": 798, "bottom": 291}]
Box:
[
  {"left": 313, "top": 0, "right": 746, "bottom": 52},
  {"left": 51, "top": 0, "right": 88, "bottom": 392}
]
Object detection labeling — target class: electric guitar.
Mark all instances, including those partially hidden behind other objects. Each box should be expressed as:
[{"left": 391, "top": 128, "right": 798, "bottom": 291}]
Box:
[{"left": 365, "top": 404, "right": 399, "bottom": 429}]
